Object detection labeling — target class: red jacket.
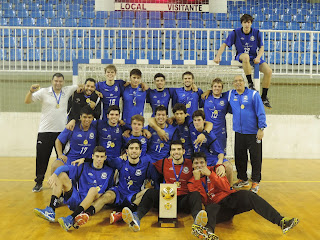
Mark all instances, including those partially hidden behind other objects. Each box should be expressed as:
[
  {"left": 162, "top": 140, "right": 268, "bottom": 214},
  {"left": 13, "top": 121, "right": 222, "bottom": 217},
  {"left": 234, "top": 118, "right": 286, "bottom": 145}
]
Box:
[{"left": 187, "top": 166, "right": 236, "bottom": 205}]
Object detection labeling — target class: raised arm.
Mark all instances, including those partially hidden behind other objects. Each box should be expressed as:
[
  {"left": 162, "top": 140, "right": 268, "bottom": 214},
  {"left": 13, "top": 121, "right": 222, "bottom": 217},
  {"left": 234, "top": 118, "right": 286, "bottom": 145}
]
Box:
[{"left": 24, "top": 84, "right": 40, "bottom": 104}]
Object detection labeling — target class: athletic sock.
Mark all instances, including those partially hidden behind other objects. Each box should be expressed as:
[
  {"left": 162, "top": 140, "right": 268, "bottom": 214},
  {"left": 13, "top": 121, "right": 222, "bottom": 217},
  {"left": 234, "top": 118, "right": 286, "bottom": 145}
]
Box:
[
  {"left": 246, "top": 74, "right": 253, "bottom": 84},
  {"left": 71, "top": 206, "right": 84, "bottom": 219},
  {"left": 49, "top": 195, "right": 59, "bottom": 211},
  {"left": 261, "top": 88, "right": 269, "bottom": 99},
  {"left": 85, "top": 206, "right": 96, "bottom": 216}
]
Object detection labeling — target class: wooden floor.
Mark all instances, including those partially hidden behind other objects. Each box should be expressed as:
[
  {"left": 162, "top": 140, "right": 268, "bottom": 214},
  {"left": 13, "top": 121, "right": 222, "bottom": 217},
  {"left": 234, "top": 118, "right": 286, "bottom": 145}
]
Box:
[{"left": 1, "top": 157, "right": 320, "bottom": 240}]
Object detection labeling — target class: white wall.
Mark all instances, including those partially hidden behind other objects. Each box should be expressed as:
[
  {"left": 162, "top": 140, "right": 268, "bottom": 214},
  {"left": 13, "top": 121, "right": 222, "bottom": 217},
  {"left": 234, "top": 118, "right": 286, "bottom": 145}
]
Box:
[{"left": 1, "top": 113, "right": 319, "bottom": 159}]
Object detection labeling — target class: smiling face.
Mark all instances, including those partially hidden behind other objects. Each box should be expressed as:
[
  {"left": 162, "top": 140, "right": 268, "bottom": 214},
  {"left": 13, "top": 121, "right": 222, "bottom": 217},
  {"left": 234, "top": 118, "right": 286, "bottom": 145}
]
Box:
[
  {"left": 212, "top": 83, "right": 223, "bottom": 97},
  {"left": 107, "top": 110, "right": 120, "bottom": 126},
  {"left": 154, "top": 77, "right": 165, "bottom": 91},
  {"left": 155, "top": 110, "right": 167, "bottom": 126},
  {"left": 92, "top": 151, "right": 107, "bottom": 169},
  {"left": 183, "top": 74, "right": 193, "bottom": 88},
  {"left": 192, "top": 157, "right": 207, "bottom": 171},
  {"left": 52, "top": 76, "right": 64, "bottom": 92},
  {"left": 233, "top": 75, "right": 245, "bottom": 93},
  {"left": 84, "top": 80, "right": 96, "bottom": 96},
  {"left": 105, "top": 68, "right": 116, "bottom": 84},
  {"left": 80, "top": 113, "right": 94, "bottom": 129},
  {"left": 170, "top": 144, "right": 185, "bottom": 162},
  {"left": 127, "top": 142, "right": 142, "bottom": 164}
]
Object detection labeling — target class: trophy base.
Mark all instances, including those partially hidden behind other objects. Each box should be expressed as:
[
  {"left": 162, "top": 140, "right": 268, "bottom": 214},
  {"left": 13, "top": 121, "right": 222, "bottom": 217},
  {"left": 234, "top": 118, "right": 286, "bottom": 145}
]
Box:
[{"left": 158, "top": 217, "right": 178, "bottom": 228}]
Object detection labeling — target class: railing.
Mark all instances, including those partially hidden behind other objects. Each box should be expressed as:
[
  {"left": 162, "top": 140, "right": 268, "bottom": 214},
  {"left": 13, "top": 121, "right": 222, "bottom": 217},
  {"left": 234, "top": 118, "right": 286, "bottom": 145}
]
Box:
[{"left": 1, "top": 26, "right": 320, "bottom": 75}]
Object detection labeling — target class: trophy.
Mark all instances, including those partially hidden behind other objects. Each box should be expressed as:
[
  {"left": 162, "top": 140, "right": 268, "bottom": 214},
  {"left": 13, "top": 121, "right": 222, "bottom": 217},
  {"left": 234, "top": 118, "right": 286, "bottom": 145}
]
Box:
[{"left": 158, "top": 183, "right": 177, "bottom": 227}]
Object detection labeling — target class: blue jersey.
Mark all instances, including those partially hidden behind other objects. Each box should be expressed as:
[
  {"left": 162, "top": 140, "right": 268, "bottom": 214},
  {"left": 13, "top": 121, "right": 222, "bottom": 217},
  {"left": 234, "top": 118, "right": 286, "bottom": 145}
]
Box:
[
  {"left": 228, "top": 88, "right": 267, "bottom": 134},
  {"left": 224, "top": 28, "right": 263, "bottom": 58},
  {"left": 97, "top": 120, "right": 124, "bottom": 159},
  {"left": 189, "top": 123, "right": 224, "bottom": 166},
  {"left": 95, "top": 80, "right": 125, "bottom": 119},
  {"left": 173, "top": 116, "right": 194, "bottom": 159},
  {"left": 58, "top": 122, "right": 97, "bottom": 165},
  {"left": 66, "top": 162, "right": 114, "bottom": 199},
  {"left": 147, "top": 124, "right": 178, "bottom": 162},
  {"left": 122, "top": 85, "right": 147, "bottom": 125},
  {"left": 107, "top": 156, "right": 159, "bottom": 197},
  {"left": 146, "top": 88, "right": 174, "bottom": 117},
  {"left": 172, "top": 87, "right": 204, "bottom": 117},
  {"left": 122, "top": 134, "right": 148, "bottom": 157}
]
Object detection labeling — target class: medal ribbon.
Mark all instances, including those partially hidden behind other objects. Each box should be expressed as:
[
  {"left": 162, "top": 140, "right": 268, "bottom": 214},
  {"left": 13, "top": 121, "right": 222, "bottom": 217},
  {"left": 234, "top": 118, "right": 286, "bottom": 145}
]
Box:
[
  {"left": 201, "top": 177, "right": 208, "bottom": 193},
  {"left": 52, "top": 87, "right": 62, "bottom": 106},
  {"left": 172, "top": 159, "right": 184, "bottom": 183},
  {"left": 81, "top": 124, "right": 90, "bottom": 143}
]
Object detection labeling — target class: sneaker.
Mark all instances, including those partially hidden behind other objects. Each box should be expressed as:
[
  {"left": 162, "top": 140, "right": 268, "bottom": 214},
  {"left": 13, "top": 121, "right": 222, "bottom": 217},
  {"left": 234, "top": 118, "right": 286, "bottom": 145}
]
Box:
[
  {"left": 191, "top": 224, "right": 209, "bottom": 239},
  {"left": 122, "top": 207, "right": 140, "bottom": 232},
  {"left": 280, "top": 217, "right": 299, "bottom": 234},
  {"left": 34, "top": 206, "right": 55, "bottom": 222},
  {"left": 262, "top": 97, "right": 272, "bottom": 109},
  {"left": 58, "top": 215, "right": 74, "bottom": 232},
  {"left": 32, "top": 183, "right": 43, "bottom": 192},
  {"left": 110, "top": 211, "right": 122, "bottom": 224},
  {"left": 248, "top": 82, "right": 256, "bottom": 90},
  {"left": 233, "top": 179, "right": 250, "bottom": 188},
  {"left": 250, "top": 182, "right": 260, "bottom": 193},
  {"left": 73, "top": 213, "right": 89, "bottom": 229},
  {"left": 194, "top": 210, "right": 208, "bottom": 227},
  {"left": 207, "top": 232, "right": 219, "bottom": 240}
]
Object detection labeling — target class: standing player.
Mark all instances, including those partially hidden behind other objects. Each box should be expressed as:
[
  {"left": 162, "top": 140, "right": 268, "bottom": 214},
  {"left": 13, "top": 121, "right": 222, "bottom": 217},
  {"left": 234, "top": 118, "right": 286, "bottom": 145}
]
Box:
[
  {"left": 95, "top": 64, "right": 126, "bottom": 120},
  {"left": 121, "top": 140, "right": 207, "bottom": 234},
  {"left": 24, "top": 73, "right": 81, "bottom": 192},
  {"left": 97, "top": 105, "right": 126, "bottom": 160},
  {"left": 122, "top": 69, "right": 148, "bottom": 127},
  {"left": 202, "top": 78, "right": 230, "bottom": 154},
  {"left": 190, "top": 110, "right": 233, "bottom": 184},
  {"left": 172, "top": 71, "right": 203, "bottom": 117},
  {"left": 214, "top": 14, "right": 272, "bottom": 108},
  {"left": 229, "top": 75, "right": 267, "bottom": 193},
  {"left": 67, "top": 78, "right": 101, "bottom": 131},
  {"left": 52, "top": 106, "right": 97, "bottom": 172},
  {"left": 188, "top": 152, "right": 299, "bottom": 239},
  {"left": 34, "top": 146, "right": 114, "bottom": 231}
]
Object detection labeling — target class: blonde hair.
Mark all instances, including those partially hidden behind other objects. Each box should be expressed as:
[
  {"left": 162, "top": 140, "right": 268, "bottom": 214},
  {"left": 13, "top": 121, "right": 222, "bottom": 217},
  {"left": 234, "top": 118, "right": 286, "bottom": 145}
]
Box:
[
  {"left": 211, "top": 78, "right": 224, "bottom": 88},
  {"left": 104, "top": 64, "right": 117, "bottom": 73}
]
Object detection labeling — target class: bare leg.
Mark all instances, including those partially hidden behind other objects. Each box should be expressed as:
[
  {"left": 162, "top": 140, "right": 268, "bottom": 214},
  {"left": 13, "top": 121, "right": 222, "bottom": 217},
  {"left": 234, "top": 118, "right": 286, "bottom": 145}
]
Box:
[
  {"left": 223, "top": 160, "right": 234, "bottom": 186},
  {"left": 51, "top": 159, "right": 64, "bottom": 175},
  {"left": 239, "top": 53, "right": 251, "bottom": 75},
  {"left": 79, "top": 187, "right": 100, "bottom": 210},
  {"left": 132, "top": 189, "right": 149, "bottom": 206},
  {"left": 52, "top": 172, "right": 72, "bottom": 197},
  {"left": 259, "top": 62, "right": 272, "bottom": 88},
  {"left": 92, "top": 190, "right": 116, "bottom": 213}
]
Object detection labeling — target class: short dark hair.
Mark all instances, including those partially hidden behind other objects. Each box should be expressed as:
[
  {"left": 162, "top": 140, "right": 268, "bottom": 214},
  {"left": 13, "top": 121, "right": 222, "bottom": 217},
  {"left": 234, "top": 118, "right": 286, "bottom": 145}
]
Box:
[
  {"left": 107, "top": 105, "right": 120, "bottom": 115},
  {"left": 93, "top": 146, "right": 106, "bottom": 155},
  {"left": 154, "top": 73, "right": 166, "bottom": 81},
  {"left": 192, "top": 110, "right": 205, "bottom": 120},
  {"left": 172, "top": 103, "right": 187, "bottom": 114},
  {"left": 240, "top": 14, "right": 254, "bottom": 23},
  {"left": 85, "top": 78, "right": 96, "bottom": 84},
  {"left": 211, "top": 78, "right": 224, "bottom": 89},
  {"left": 191, "top": 152, "right": 207, "bottom": 163},
  {"left": 182, "top": 71, "right": 194, "bottom": 80},
  {"left": 170, "top": 140, "right": 185, "bottom": 151},
  {"left": 80, "top": 105, "right": 94, "bottom": 116},
  {"left": 126, "top": 138, "right": 142, "bottom": 150},
  {"left": 155, "top": 105, "right": 168, "bottom": 115},
  {"left": 52, "top": 73, "right": 64, "bottom": 80},
  {"left": 130, "top": 69, "right": 142, "bottom": 77}
]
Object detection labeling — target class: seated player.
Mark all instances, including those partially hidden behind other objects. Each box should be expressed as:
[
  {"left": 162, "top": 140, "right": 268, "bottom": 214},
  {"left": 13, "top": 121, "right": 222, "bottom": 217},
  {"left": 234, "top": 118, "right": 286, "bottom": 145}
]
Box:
[
  {"left": 71, "top": 139, "right": 159, "bottom": 226},
  {"left": 34, "top": 146, "right": 114, "bottom": 231},
  {"left": 188, "top": 152, "right": 299, "bottom": 239},
  {"left": 190, "top": 110, "right": 233, "bottom": 184},
  {"left": 122, "top": 115, "right": 149, "bottom": 157},
  {"left": 51, "top": 106, "right": 97, "bottom": 173},
  {"left": 66, "top": 77, "right": 101, "bottom": 131},
  {"left": 146, "top": 105, "right": 178, "bottom": 162},
  {"left": 121, "top": 140, "right": 208, "bottom": 236}
]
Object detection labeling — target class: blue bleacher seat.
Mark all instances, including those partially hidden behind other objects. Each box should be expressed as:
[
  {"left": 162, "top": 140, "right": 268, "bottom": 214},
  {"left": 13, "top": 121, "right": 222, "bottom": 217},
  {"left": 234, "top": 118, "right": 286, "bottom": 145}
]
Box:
[
  {"left": 4, "top": 37, "right": 15, "bottom": 48},
  {"left": 147, "top": 50, "right": 163, "bottom": 60},
  {"left": 212, "top": 39, "right": 223, "bottom": 50},
  {"left": 260, "top": 22, "right": 272, "bottom": 29},
  {"left": 133, "top": 38, "right": 146, "bottom": 49},
  {"left": 106, "top": 18, "right": 119, "bottom": 27},
  {"left": 215, "top": 13, "right": 227, "bottom": 21},
  {"left": 96, "top": 11, "right": 108, "bottom": 19},
  {"left": 30, "top": 10, "right": 42, "bottom": 19},
  {"left": 178, "top": 20, "right": 190, "bottom": 38},
  {"left": 43, "top": 49, "right": 58, "bottom": 61},
  {"left": 52, "top": 37, "right": 65, "bottom": 48},
  {"left": 287, "top": 52, "right": 299, "bottom": 65},
  {"left": 164, "top": 38, "right": 177, "bottom": 50},
  {"left": 220, "top": 51, "right": 233, "bottom": 64},
  {"left": 135, "top": 11, "right": 147, "bottom": 20},
  {"left": 129, "top": 50, "right": 146, "bottom": 59},
  {"left": 293, "top": 15, "right": 305, "bottom": 22},
  {"left": 83, "top": 11, "right": 95, "bottom": 19},
  {"left": 116, "top": 38, "right": 132, "bottom": 49},
  {"left": 2, "top": 3, "right": 12, "bottom": 10},
  {"left": 35, "top": 38, "right": 50, "bottom": 48},
  {"left": 92, "top": 19, "right": 105, "bottom": 27},
  {"left": 149, "top": 19, "right": 162, "bottom": 38},
  {"left": 149, "top": 12, "right": 160, "bottom": 19},
  {"left": 84, "top": 38, "right": 98, "bottom": 49},
  {"left": 163, "top": 12, "right": 175, "bottom": 20},
  {"left": 70, "top": 10, "right": 82, "bottom": 18},
  {"left": 47, "top": 0, "right": 59, "bottom": 5},
  {"left": 69, "top": 4, "right": 80, "bottom": 12},
  {"left": 57, "top": 10, "right": 68, "bottom": 18},
  {"left": 113, "top": 49, "right": 128, "bottom": 59},
  {"left": 315, "top": 23, "right": 320, "bottom": 31},
  {"left": 163, "top": 19, "right": 175, "bottom": 28},
  {"left": 228, "top": 13, "right": 239, "bottom": 21},
  {"left": 291, "top": 41, "right": 304, "bottom": 52},
  {"left": 65, "top": 18, "right": 77, "bottom": 27},
  {"left": 196, "top": 39, "right": 208, "bottom": 50},
  {"left": 78, "top": 49, "right": 93, "bottom": 59},
  {"left": 4, "top": 9, "right": 16, "bottom": 18},
  {"left": 28, "top": 3, "right": 40, "bottom": 11},
  {"left": 15, "top": 3, "right": 26, "bottom": 10},
  {"left": 280, "top": 14, "right": 291, "bottom": 22},
  {"left": 301, "top": 23, "right": 313, "bottom": 30},
  {"left": 268, "top": 52, "right": 284, "bottom": 64},
  {"left": 190, "top": 12, "right": 201, "bottom": 20},
  {"left": 83, "top": 5, "right": 94, "bottom": 12},
  {"left": 165, "top": 50, "right": 180, "bottom": 60},
  {"left": 122, "top": 11, "right": 135, "bottom": 19},
  {"left": 134, "top": 20, "right": 147, "bottom": 38},
  {"left": 43, "top": 10, "right": 55, "bottom": 18},
  {"left": 289, "top": 22, "right": 300, "bottom": 30},
  {"left": 51, "top": 18, "right": 63, "bottom": 27},
  {"left": 202, "top": 13, "right": 214, "bottom": 21},
  {"left": 191, "top": 20, "right": 206, "bottom": 39},
  {"left": 103, "top": 38, "right": 114, "bottom": 49},
  {"left": 274, "top": 22, "right": 286, "bottom": 30},
  {"left": 301, "top": 53, "right": 317, "bottom": 65},
  {"left": 147, "top": 39, "right": 162, "bottom": 50},
  {"left": 268, "top": 14, "right": 279, "bottom": 22},
  {"left": 56, "top": 4, "right": 67, "bottom": 12},
  {"left": 22, "top": 17, "right": 35, "bottom": 26},
  {"left": 119, "top": 19, "right": 133, "bottom": 37},
  {"left": 219, "top": 21, "right": 232, "bottom": 29},
  {"left": 109, "top": 11, "right": 121, "bottom": 19},
  {"left": 24, "top": 49, "right": 40, "bottom": 61},
  {"left": 263, "top": 40, "right": 275, "bottom": 51},
  {"left": 96, "top": 50, "right": 110, "bottom": 59},
  {"left": 79, "top": 19, "right": 91, "bottom": 27},
  {"left": 0, "top": 49, "right": 6, "bottom": 60},
  {"left": 0, "top": 10, "right": 2, "bottom": 18},
  {"left": 181, "top": 39, "right": 195, "bottom": 50},
  {"left": 36, "top": 18, "right": 49, "bottom": 27},
  {"left": 206, "top": 21, "right": 218, "bottom": 39},
  {"left": 42, "top": 3, "right": 54, "bottom": 12},
  {"left": 9, "top": 49, "right": 22, "bottom": 61},
  {"left": 183, "top": 51, "right": 195, "bottom": 60},
  {"left": 177, "top": 12, "right": 188, "bottom": 20},
  {"left": 67, "top": 38, "right": 82, "bottom": 49},
  {"left": 308, "top": 15, "right": 317, "bottom": 23}
]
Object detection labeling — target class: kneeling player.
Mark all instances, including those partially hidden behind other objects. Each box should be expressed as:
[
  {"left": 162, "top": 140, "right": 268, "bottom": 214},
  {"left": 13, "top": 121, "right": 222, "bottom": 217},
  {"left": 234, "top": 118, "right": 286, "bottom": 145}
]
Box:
[
  {"left": 188, "top": 152, "right": 299, "bottom": 239},
  {"left": 34, "top": 146, "right": 114, "bottom": 231}
]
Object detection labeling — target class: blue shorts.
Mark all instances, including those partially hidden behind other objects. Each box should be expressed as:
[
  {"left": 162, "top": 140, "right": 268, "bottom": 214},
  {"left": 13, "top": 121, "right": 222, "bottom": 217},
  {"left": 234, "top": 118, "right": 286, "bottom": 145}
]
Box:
[
  {"left": 109, "top": 186, "right": 136, "bottom": 207},
  {"left": 235, "top": 53, "right": 266, "bottom": 65},
  {"left": 215, "top": 131, "right": 227, "bottom": 155},
  {"left": 64, "top": 188, "right": 85, "bottom": 211},
  {"left": 207, "top": 156, "right": 228, "bottom": 167}
]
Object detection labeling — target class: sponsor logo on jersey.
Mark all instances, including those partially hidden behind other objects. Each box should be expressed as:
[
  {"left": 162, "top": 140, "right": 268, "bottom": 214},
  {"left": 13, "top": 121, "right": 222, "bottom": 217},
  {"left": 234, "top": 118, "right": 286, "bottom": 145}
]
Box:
[
  {"left": 209, "top": 100, "right": 213, "bottom": 103},
  {"left": 138, "top": 88, "right": 142, "bottom": 91},
  {"left": 116, "top": 128, "right": 119, "bottom": 133},
  {"left": 37, "top": 141, "right": 42, "bottom": 144},
  {"left": 107, "top": 135, "right": 111, "bottom": 140},
  {"left": 77, "top": 134, "right": 82, "bottom": 137},
  {"left": 192, "top": 132, "right": 196, "bottom": 135},
  {"left": 75, "top": 98, "right": 80, "bottom": 103},
  {"left": 135, "top": 169, "right": 142, "bottom": 176},
  {"left": 125, "top": 167, "right": 129, "bottom": 171},
  {"left": 114, "top": 86, "right": 118, "bottom": 92},
  {"left": 243, "top": 95, "right": 248, "bottom": 102},
  {"left": 241, "top": 37, "right": 244, "bottom": 40},
  {"left": 250, "top": 36, "right": 255, "bottom": 41},
  {"left": 153, "top": 95, "right": 157, "bottom": 98},
  {"left": 163, "top": 92, "right": 167, "bottom": 97},
  {"left": 89, "top": 133, "right": 95, "bottom": 139},
  {"left": 101, "top": 172, "right": 108, "bottom": 179},
  {"left": 88, "top": 173, "right": 93, "bottom": 176},
  {"left": 141, "top": 138, "right": 146, "bottom": 144},
  {"left": 184, "top": 126, "right": 188, "bottom": 131},
  {"left": 220, "top": 100, "right": 225, "bottom": 106},
  {"left": 93, "top": 180, "right": 97, "bottom": 184},
  {"left": 102, "top": 128, "right": 107, "bottom": 132},
  {"left": 110, "top": 94, "right": 114, "bottom": 97},
  {"left": 183, "top": 167, "right": 190, "bottom": 174},
  {"left": 169, "top": 167, "right": 173, "bottom": 170}
]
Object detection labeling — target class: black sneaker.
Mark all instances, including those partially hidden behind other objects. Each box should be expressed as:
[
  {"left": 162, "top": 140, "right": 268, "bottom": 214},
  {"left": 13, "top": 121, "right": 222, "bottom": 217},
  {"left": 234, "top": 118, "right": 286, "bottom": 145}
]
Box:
[
  {"left": 32, "top": 183, "right": 43, "bottom": 192},
  {"left": 262, "top": 97, "right": 272, "bottom": 109},
  {"left": 280, "top": 217, "right": 299, "bottom": 234},
  {"left": 248, "top": 82, "right": 256, "bottom": 90}
]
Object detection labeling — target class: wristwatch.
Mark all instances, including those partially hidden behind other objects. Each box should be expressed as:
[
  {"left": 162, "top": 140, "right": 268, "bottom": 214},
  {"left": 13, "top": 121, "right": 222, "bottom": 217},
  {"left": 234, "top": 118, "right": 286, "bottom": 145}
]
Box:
[
  {"left": 202, "top": 130, "right": 208, "bottom": 135},
  {"left": 259, "top": 128, "right": 265, "bottom": 131}
]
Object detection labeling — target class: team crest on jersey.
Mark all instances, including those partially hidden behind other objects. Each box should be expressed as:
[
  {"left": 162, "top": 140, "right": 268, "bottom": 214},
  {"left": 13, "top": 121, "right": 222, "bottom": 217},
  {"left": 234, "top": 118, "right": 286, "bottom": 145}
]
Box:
[
  {"left": 182, "top": 167, "right": 190, "bottom": 174},
  {"left": 163, "top": 92, "right": 167, "bottom": 97},
  {"left": 138, "top": 88, "right": 142, "bottom": 91},
  {"left": 243, "top": 95, "right": 248, "bottom": 102},
  {"left": 207, "top": 178, "right": 211, "bottom": 183},
  {"left": 116, "top": 128, "right": 119, "bottom": 133},
  {"left": 135, "top": 169, "right": 142, "bottom": 176},
  {"left": 133, "top": 91, "right": 136, "bottom": 95},
  {"left": 110, "top": 94, "right": 114, "bottom": 97},
  {"left": 220, "top": 100, "right": 225, "bottom": 106},
  {"left": 115, "top": 86, "right": 118, "bottom": 92},
  {"left": 88, "top": 173, "right": 93, "bottom": 176},
  {"left": 241, "top": 37, "right": 244, "bottom": 40},
  {"left": 89, "top": 133, "right": 95, "bottom": 139},
  {"left": 153, "top": 95, "right": 157, "bottom": 98},
  {"left": 107, "top": 135, "right": 111, "bottom": 140},
  {"left": 141, "top": 138, "right": 146, "bottom": 144},
  {"left": 125, "top": 168, "right": 128, "bottom": 171},
  {"left": 75, "top": 98, "right": 80, "bottom": 103},
  {"left": 182, "top": 94, "right": 185, "bottom": 97},
  {"left": 184, "top": 126, "right": 188, "bottom": 131},
  {"left": 102, "top": 128, "right": 107, "bottom": 132},
  {"left": 250, "top": 36, "right": 255, "bottom": 41},
  {"left": 77, "top": 134, "right": 82, "bottom": 137},
  {"left": 209, "top": 100, "right": 213, "bottom": 103},
  {"left": 192, "top": 132, "right": 196, "bottom": 135},
  {"left": 101, "top": 172, "right": 108, "bottom": 179}
]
